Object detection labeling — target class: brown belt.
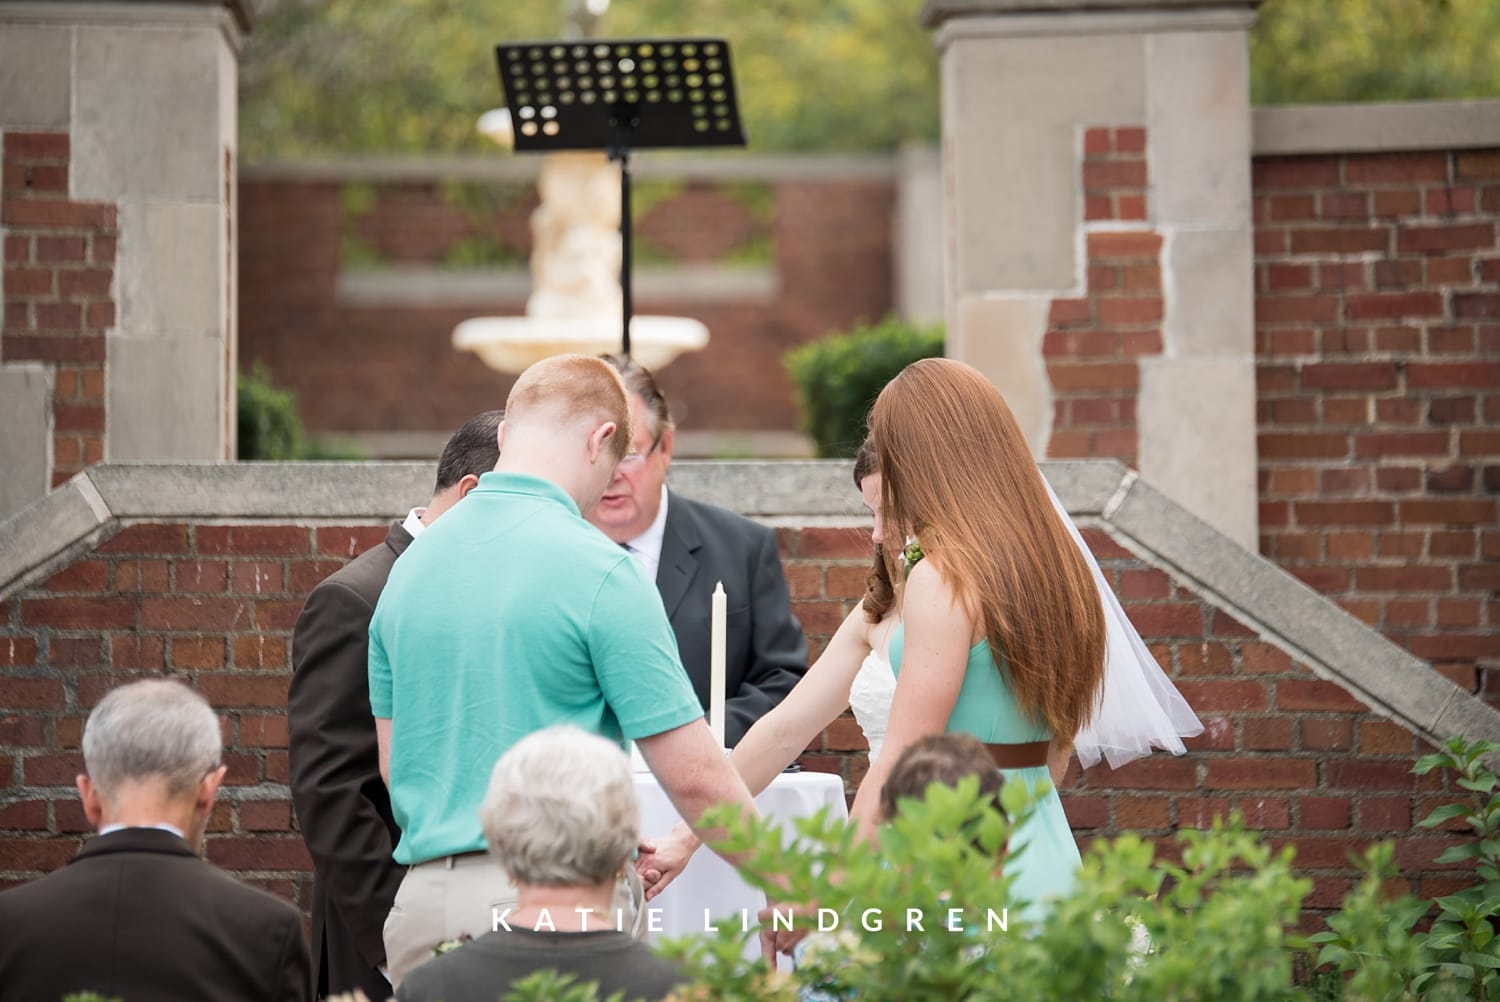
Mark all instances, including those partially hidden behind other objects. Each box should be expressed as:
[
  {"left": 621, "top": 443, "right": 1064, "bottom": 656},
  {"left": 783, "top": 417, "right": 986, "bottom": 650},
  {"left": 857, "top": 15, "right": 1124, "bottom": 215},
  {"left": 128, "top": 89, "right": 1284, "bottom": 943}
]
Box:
[{"left": 985, "top": 740, "right": 1051, "bottom": 769}]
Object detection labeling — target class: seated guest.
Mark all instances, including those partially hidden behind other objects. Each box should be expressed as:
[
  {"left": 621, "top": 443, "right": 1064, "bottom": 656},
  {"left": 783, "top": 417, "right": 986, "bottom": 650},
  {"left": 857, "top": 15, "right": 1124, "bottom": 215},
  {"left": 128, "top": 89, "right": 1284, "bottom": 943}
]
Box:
[
  {"left": 879, "top": 732, "right": 1006, "bottom": 826},
  {"left": 397, "top": 726, "right": 686, "bottom": 1002},
  {"left": 0, "top": 679, "right": 311, "bottom": 1002}
]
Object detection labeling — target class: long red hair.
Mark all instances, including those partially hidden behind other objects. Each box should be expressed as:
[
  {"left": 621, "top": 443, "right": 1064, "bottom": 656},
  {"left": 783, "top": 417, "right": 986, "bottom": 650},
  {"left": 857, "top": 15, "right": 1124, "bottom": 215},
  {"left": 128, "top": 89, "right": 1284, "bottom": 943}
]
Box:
[{"left": 869, "top": 358, "right": 1105, "bottom": 741}]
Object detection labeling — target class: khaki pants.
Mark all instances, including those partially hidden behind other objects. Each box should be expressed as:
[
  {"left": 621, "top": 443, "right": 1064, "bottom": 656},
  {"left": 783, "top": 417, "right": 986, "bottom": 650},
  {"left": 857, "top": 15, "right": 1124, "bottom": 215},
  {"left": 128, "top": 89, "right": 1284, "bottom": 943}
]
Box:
[{"left": 383, "top": 853, "right": 646, "bottom": 988}]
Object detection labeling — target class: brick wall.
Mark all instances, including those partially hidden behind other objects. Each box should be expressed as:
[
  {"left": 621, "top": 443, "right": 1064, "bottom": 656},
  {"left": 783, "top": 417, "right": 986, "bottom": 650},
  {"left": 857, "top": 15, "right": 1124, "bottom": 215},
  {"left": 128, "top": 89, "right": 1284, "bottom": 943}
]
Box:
[
  {"left": 237, "top": 172, "right": 894, "bottom": 437},
  {"left": 1253, "top": 148, "right": 1500, "bottom": 708},
  {"left": 1, "top": 131, "right": 118, "bottom": 484},
  {"left": 1044, "top": 126, "right": 1163, "bottom": 466},
  {"left": 0, "top": 513, "right": 1470, "bottom": 925}
]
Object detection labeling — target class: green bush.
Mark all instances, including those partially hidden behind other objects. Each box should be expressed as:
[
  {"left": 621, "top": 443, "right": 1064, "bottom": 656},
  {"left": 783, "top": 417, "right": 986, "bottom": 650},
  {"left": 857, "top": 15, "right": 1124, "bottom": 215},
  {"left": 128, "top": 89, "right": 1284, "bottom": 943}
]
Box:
[
  {"left": 784, "top": 316, "right": 943, "bottom": 459},
  {"left": 498, "top": 736, "right": 1497, "bottom": 1002},
  {"left": 237, "top": 363, "right": 364, "bottom": 461}
]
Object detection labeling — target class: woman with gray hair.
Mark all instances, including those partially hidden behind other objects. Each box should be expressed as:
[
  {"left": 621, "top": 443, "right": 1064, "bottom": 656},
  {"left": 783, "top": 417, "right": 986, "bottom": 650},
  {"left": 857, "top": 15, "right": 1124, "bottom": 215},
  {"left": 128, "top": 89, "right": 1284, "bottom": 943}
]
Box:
[{"left": 396, "top": 725, "right": 686, "bottom": 1002}]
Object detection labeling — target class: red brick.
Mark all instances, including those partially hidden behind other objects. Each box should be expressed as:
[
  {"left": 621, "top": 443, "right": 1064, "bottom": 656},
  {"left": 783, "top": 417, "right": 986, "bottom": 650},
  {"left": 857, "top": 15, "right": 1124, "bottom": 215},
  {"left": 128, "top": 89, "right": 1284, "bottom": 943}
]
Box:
[
  {"left": 313, "top": 525, "right": 391, "bottom": 557},
  {"left": 1277, "top": 679, "right": 1367, "bottom": 712},
  {"left": 254, "top": 600, "right": 305, "bottom": 632},
  {"left": 1115, "top": 194, "right": 1147, "bottom": 220},
  {"left": 1326, "top": 759, "right": 1427, "bottom": 791},
  {"left": 795, "top": 528, "right": 872, "bottom": 560},
  {"left": 784, "top": 563, "right": 821, "bottom": 600},
  {"left": 1318, "top": 191, "right": 1369, "bottom": 219},
  {"left": 1292, "top": 501, "right": 1394, "bottom": 526},
  {"left": 34, "top": 301, "right": 83, "bottom": 331},
  {"left": 1046, "top": 362, "right": 1139, "bottom": 392},
  {"left": 1424, "top": 186, "right": 1477, "bottom": 215},
  {"left": 1093, "top": 757, "right": 1196, "bottom": 790},
  {"left": 234, "top": 635, "right": 289, "bottom": 670},
  {"left": 1427, "top": 257, "right": 1475, "bottom": 285},
  {"left": 1356, "top": 797, "right": 1411, "bottom": 832},
  {"left": 1113, "top": 127, "right": 1146, "bottom": 154},
  {"left": 237, "top": 713, "right": 290, "bottom": 749},
  {"left": 0, "top": 799, "right": 49, "bottom": 830},
  {"left": 56, "top": 268, "right": 112, "bottom": 299},
  {"left": 1083, "top": 161, "right": 1148, "bottom": 189},
  {"left": 115, "top": 559, "right": 170, "bottom": 593},
  {"left": 1345, "top": 153, "right": 1447, "bottom": 184},
  {"left": 1454, "top": 292, "right": 1500, "bottom": 319},
  {"left": 41, "top": 560, "right": 109, "bottom": 593},
  {"left": 285, "top": 560, "right": 340, "bottom": 594},
  {"left": 204, "top": 836, "right": 312, "bottom": 871},
  {"left": 1300, "top": 796, "right": 1352, "bottom": 830},
  {"left": 1254, "top": 228, "right": 1288, "bottom": 255},
  {"left": 1048, "top": 298, "right": 1091, "bottom": 326},
  {"left": 109, "top": 635, "right": 165, "bottom": 671},
  {"left": 169, "top": 636, "right": 226, "bottom": 670},
  {"left": 1257, "top": 295, "right": 1340, "bottom": 325},
  {"left": 195, "top": 525, "right": 310, "bottom": 557},
  {"left": 1109, "top": 796, "right": 1168, "bottom": 830},
  {"left": 0, "top": 675, "right": 65, "bottom": 711},
  {"left": 20, "top": 597, "right": 134, "bottom": 630},
  {"left": 3, "top": 199, "right": 113, "bottom": 229},
  {"left": 1435, "top": 596, "right": 1481, "bottom": 627},
  {"left": 1184, "top": 716, "right": 1235, "bottom": 751},
  {"left": 1059, "top": 794, "right": 1109, "bottom": 829},
  {"left": 175, "top": 560, "right": 228, "bottom": 593},
  {"left": 1123, "top": 604, "right": 1202, "bottom": 638},
  {"left": 2, "top": 266, "right": 52, "bottom": 297},
  {"left": 0, "top": 838, "right": 79, "bottom": 872},
  {"left": 1408, "top": 633, "right": 1500, "bottom": 660},
  {"left": 824, "top": 565, "right": 869, "bottom": 601},
  {"left": 1211, "top": 611, "right": 1257, "bottom": 638},
  {"left": 1086, "top": 232, "right": 1161, "bottom": 259},
  {"left": 1399, "top": 499, "right": 1495, "bottom": 525},
  {"left": 1345, "top": 292, "right": 1444, "bottom": 320},
  {"left": 820, "top": 716, "right": 868, "bottom": 752},
  {"left": 1097, "top": 297, "right": 1162, "bottom": 326},
  {"left": 1265, "top": 264, "right": 1313, "bottom": 291},
  {"left": 1082, "top": 128, "right": 1112, "bottom": 156},
  {"left": 1456, "top": 151, "right": 1500, "bottom": 179},
  {"left": 4, "top": 131, "right": 70, "bottom": 159},
  {"left": 0, "top": 715, "right": 46, "bottom": 747},
  {"left": 793, "top": 601, "right": 849, "bottom": 636},
  {"left": 1397, "top": 223, "right": 1494, "bottom": 255},
  {"left": 1205, "top": 759, "right": 1316, "bottom": 790},
  {"left": 1352, "top": 432, "right": 1450, "bottom": 458},
  {"left": 1301, "top": 362, "right": 1399, "bottom": 391},
  {"left": 99, "top": 523, "right": 191, "bottom": 555},
  {"left": 1079, "top": 528, "right": 1133, "bottom": 560},
  {"left": 1480, "top": 256, "right": 1500, "bottom": 282},
  {"left": 1253, "top": 159, "right": 1340, "bottom": 189},
  {"left": 83, "top": 301, "right": 114, "bottom": 330},
  {"left": 1236, "top": 797, "right": 1292, "bottom": 830},
  {"left": 1242, "top": 717, "right": 1294, "bottom": 750},
  {"left": 238, "top": 800, "right": 293, "bottom": 832},
  {"left": 1176, "top": 680, "right": 1267, "bottom": 713},
  {"left": 1269, "top": 194, "right": 1316, "bottom": 221},
  {"left": 1257, "top": 433, "right": 1348, "bottom": 460},
  {"left": 1396, "top": 835, "right": 1475, "bottom": 871},
  {"left": 1460, "top": 429, "right": 1500, "bottom": 452},
  {"left": 1288, "top": 228, "right": 1389, "bottom": 255},
  {"left": 22, "top": 752, "right": 84, "bottom": 785},
  {"left": 1176, "top": 642, "right": 1232, "bottom": 676},
  {"left": 1359, "top": 720, "right": 1415, "bottom": 756},
  {"left": 1429, "top": 395, "right": 1477, "bottom": 423},
  {"left": 195, "top": 673, "right": 290, "bottom": 709},
  {"left": 1356, "top": 566, "right": 1453, "bottom": 592},
  {"left": 140, "top": 597, "right": 250, "bottom": 631}
]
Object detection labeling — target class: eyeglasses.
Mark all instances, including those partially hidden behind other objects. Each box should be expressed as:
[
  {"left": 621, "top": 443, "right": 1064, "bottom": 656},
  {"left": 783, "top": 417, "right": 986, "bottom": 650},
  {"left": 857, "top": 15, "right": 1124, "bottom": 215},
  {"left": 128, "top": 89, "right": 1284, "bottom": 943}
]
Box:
[{"left": 618, "top": 434, "right": 662, "bottom": 468}]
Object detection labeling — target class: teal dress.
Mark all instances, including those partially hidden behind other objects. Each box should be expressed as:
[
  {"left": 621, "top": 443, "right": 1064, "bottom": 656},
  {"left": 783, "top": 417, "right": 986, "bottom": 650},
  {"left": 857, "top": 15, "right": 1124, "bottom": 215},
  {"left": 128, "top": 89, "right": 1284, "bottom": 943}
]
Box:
[{"left": 889, "top": 625, "right": 1081, "bottom": 919}]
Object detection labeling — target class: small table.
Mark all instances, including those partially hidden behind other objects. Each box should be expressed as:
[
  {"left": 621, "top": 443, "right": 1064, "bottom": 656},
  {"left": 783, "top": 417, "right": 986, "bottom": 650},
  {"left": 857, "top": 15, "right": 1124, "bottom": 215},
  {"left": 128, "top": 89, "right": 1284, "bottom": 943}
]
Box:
[{"left": 633, "top": 769, "right": 849, "bottom": 964}]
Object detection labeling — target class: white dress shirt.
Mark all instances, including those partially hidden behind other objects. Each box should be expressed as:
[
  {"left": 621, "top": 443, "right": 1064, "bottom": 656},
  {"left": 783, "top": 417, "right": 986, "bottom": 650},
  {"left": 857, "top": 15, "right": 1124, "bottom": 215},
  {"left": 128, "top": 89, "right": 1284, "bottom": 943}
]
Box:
[{"left": 620, "top": 486, "right": 670, "bottom": 581}]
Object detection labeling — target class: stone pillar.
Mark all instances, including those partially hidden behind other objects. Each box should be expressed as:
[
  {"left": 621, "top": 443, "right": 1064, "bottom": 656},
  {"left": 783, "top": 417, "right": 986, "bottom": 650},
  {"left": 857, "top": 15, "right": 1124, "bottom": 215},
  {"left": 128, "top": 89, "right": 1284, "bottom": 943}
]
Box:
[
  {"left": 0, "top": 0, "right": 251, "bottom": 518},
  {"left": 922, "top": 0, "right": 1261, "bottom": 548}
]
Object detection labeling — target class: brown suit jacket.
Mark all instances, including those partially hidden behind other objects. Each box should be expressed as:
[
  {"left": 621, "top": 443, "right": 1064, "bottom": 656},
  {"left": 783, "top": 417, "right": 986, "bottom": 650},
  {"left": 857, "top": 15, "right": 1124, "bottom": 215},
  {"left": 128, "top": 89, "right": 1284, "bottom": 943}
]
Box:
[
  {"left": 289, "top": 521, "right": 413, "bottom": 1000},
  {"left": 0, "top": 827, "right": 310, "bottom": 1002}
]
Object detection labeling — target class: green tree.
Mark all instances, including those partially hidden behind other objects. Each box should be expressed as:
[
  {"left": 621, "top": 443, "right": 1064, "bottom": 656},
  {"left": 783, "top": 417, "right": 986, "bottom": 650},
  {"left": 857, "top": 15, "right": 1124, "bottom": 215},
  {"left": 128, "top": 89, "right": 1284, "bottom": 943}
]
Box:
[
  {"left": 239, "top": 0, "right": 938, "bottom": 160},
  {"left": 1250, "top": 0, "right": 1500, "bottom": 104}
]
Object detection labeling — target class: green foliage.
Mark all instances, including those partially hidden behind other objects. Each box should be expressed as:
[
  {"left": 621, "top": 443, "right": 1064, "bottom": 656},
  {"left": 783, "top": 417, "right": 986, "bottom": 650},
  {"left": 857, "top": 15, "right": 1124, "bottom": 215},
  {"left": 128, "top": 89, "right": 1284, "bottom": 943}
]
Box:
[
  {"left": 237, "top": 363, "right": 365, "bottom": 461},
  {"left": 1250, "top": 0, "right": 1500, "bottom": 105},
  {"left": 501, "top": 969, "right": 626, "bottom": 1002},
  {"left": 239, "top": 0, "right": 938, "bottom": 159},
  {"left": 784, "top": 316, "right": 943, "bottom": 458},
  {"left": 61, "top": 995, "right": 122, "bottom": 1002},
  {"left": 237, "top": 362, "right": 303, "bottom": 460}
]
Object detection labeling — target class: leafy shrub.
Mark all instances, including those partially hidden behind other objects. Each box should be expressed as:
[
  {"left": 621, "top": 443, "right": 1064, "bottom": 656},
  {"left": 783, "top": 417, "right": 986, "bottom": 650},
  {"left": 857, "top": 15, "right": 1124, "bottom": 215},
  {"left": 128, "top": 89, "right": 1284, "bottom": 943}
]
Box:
[
  {"left": 363, "top": 738, "right": 1500, "bottom": 1002},
  {"left": 237, "top": 363, "right": 364, "bottom": 461},
  {"left": 784, "top": 316, "right": 943, "bottom": 458}
]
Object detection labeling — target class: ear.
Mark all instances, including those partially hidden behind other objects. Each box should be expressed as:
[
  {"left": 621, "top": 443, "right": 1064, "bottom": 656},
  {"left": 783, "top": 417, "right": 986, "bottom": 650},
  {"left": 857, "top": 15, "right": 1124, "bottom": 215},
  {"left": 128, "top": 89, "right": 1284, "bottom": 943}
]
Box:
[
  {"left": 586, "top": 421, "right": 618, "bottom": 465},
  {"left": 195, "top": 764, "right": 227, "bottom": 818},
  {"left": 454, "top": 472, "right": 482, "bottom": 500},
  {"left": 495, "top": 420, "right": 507, "bottom": 453},
  {"left": 657, "top": 425, "right": 675, "bottom": 462},
  {"left": 76, "top": 774, "right": 104, "bottom": 828}
]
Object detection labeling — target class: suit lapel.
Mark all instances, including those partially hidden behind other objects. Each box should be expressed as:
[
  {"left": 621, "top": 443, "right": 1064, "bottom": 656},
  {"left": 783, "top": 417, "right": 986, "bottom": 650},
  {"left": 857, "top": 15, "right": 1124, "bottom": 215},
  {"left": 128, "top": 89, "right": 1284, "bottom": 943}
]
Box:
[
  {"left": 656, "top": 492, "right": 702, "bottom": 619},
  {"left": 387, "top": 520, "right": 414, "bottom": 558}
]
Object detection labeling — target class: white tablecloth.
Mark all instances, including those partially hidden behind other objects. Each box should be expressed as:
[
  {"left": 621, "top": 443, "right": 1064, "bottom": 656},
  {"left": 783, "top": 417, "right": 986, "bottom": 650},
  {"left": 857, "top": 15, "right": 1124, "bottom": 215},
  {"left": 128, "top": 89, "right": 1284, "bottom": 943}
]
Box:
[{"left": 633, "top": 769, "right": 849, "bottom": 964}]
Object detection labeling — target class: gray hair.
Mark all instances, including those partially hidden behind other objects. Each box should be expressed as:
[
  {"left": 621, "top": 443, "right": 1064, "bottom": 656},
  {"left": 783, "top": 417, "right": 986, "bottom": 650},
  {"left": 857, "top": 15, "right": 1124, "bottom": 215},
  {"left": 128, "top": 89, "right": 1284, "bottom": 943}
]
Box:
[
  {"left": 480, "top": 725, "right": 639, "bottom": 887},
  {"left": 82, "top": 679, "right": 222, "bottom": 800}
]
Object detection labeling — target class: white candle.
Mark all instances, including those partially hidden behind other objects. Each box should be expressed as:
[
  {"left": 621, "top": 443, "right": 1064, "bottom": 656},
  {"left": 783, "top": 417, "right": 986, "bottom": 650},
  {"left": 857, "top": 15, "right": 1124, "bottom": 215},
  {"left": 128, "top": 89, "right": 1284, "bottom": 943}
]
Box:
[{"left": 710, "top": 580, "right": 726, "bottom": 747}]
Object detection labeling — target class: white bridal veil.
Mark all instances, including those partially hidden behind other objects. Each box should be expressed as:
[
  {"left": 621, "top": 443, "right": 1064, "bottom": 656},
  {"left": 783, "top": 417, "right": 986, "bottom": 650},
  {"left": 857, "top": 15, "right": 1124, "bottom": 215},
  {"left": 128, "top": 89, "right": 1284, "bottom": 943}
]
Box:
[{"left": 1044, "top": 479, "right": 1205, "bottom": 770}]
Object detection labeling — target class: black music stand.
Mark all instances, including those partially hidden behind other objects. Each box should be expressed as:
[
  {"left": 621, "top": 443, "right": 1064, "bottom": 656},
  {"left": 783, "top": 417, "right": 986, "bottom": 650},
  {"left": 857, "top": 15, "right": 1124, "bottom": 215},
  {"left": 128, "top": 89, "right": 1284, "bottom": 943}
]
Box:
[{"left": 496, "top": 37, "right": 747, "bottom": 357}]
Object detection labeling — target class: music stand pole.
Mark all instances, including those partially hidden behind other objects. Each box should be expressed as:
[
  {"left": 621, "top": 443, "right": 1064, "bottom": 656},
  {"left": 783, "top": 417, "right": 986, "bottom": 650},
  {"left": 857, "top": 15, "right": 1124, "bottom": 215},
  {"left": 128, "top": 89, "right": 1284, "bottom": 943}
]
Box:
[{"left": 608, "top": 108, "right": 639, "bottom": 357}]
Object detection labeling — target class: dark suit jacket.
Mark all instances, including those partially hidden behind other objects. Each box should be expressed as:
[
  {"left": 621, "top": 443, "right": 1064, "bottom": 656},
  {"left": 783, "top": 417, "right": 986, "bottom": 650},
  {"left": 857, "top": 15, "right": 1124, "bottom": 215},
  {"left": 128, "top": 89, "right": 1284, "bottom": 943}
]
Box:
[
  {"left": 0, "top": 827, "right": 310, "bottom": 1002},
  {"left": 657, "top": 491, "right": 807, "bottom": 747},
  {"left": 289, "top": 522, "right": 412, "bottom": 1001}
]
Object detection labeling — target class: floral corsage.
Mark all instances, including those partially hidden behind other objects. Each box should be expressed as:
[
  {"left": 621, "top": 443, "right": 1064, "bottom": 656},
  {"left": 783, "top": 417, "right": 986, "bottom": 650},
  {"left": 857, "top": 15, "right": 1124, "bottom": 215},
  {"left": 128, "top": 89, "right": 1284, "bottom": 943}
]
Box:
[{"left": 901, "top": 536, "right": 925, "bottom": 578}]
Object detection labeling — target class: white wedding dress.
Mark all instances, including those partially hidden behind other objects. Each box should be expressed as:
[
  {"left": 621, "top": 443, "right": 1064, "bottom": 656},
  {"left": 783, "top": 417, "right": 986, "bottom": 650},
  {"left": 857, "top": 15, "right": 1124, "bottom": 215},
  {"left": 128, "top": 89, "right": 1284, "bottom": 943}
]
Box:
[{"left": 849, "top": 651, "right": 898, "bottom": 763}]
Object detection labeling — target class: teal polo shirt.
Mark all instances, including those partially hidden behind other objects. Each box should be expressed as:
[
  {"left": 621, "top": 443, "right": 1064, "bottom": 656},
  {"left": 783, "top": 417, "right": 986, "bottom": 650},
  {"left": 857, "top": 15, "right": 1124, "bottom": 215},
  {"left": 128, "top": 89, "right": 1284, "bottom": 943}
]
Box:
[{"left": 369, "top": 471, "right": 704, "bottom": 865}]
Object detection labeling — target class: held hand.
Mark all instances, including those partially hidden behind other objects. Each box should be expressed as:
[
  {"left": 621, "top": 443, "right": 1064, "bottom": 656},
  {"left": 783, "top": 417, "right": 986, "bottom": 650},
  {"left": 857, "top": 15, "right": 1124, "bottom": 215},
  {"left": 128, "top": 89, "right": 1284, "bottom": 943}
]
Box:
[
  {"left": 635, "top": 823, "right": 699, "bottom": 900},
  {"left": 757, "top": 901, "right": 812, "bottom": 961}
]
